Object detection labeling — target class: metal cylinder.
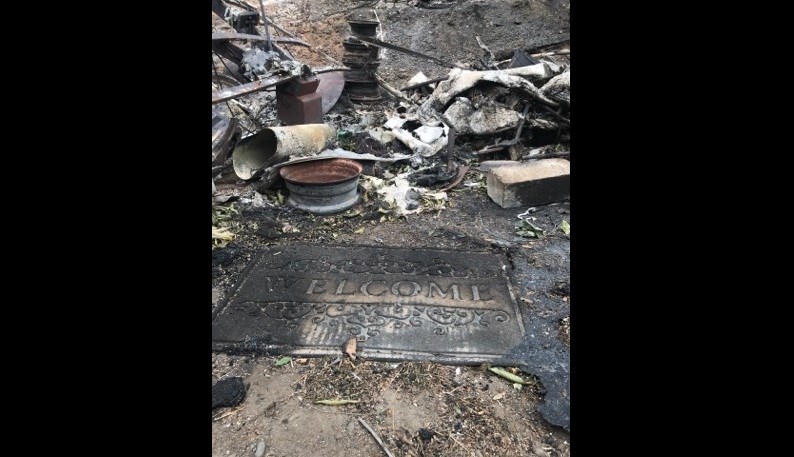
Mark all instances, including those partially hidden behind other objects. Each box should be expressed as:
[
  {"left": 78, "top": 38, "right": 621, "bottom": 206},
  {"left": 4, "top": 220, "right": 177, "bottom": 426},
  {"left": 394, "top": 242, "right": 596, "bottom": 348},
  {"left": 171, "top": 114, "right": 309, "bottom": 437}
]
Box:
[
  {"left": 279, "top": 159, "right": 363, "bottom": 214},
  {"left": 231, "top": 124, "right": 336, "bottom": 180}
]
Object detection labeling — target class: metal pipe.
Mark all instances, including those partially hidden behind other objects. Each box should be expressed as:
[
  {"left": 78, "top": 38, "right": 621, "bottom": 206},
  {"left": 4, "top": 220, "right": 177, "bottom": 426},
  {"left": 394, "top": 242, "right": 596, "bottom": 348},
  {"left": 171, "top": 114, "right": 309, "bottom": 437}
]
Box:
[
  {"left": 231, "top": 124, "right": 337, "bottom": 180},
  {"left": 447, "top": 126, "right": 457, "bottom": 173},
  {"left": 353, "top": 35, "right": 462, "bottom": 69},
  {"left": 212, "top": 32, "right": 309, "bottom": 47},
  {"left": 212, "top": 74, "right": 297, "bottom": 104},
  {"left": 257, "top": 0, "right": 273, "bottom": 51}
]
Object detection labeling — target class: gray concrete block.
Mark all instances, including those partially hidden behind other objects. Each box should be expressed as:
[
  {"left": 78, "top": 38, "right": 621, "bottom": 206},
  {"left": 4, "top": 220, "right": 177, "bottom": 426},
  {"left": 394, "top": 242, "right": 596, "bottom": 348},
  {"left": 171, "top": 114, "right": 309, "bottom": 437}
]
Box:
[{"left": 486, "top": 158, "right": 570, "bottom": 208}]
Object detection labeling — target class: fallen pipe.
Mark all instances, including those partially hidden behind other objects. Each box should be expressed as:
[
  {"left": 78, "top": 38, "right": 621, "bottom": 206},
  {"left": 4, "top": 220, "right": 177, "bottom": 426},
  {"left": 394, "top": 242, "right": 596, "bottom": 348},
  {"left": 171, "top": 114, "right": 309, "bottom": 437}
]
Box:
[
  {"left": 256, "top": 0, "right": 273, "bottom": 51},
  {"left": 352, "top": 35, "right": 463, "bottom": 69},
  {"left": 212, "top": 74, "right": 297, "bottom": 104},
  {"left": 231, "top": 124, "right": 337, "bottom": 180},
  {"left": 211, "top": 32, "right": 309, "bottom": 47}
]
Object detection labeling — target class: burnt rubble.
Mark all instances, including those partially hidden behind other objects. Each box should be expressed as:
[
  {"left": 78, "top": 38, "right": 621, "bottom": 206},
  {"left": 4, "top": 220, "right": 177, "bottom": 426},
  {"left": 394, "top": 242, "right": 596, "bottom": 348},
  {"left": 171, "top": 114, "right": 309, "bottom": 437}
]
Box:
[
  {"left": 211, "top": 1, "right": 569, "bottom": 222},
  {"left": 210, "top": 1, "right": 570, "bottom": 431}
]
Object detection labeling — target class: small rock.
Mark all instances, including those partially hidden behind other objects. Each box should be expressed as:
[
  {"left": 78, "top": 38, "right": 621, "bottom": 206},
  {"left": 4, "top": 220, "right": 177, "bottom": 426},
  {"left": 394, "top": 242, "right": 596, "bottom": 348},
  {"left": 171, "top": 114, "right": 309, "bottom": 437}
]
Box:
[
  {"left": 212, "top": 287, "right": 224, "bottom": 306},
  {"left": 418, "top": 428, "right": 435, "bottom": 442},
  {"left": 212, "top": 377, "right": 247, "bottom": 409},
  {"left": 532, "top": 442, "right": 551, "bottom": 457},
  {"left": 554, "top": 281, "right": 570, "bottom": 295},
  {"left": 254, "top": 440, "right": 266, "bottom": 457}
]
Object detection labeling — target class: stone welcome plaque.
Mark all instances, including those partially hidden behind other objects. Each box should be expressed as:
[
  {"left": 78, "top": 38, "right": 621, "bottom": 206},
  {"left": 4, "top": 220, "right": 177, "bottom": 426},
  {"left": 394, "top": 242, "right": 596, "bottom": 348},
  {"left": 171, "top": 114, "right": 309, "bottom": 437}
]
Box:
[{"left": 212, "top": 244, "right": 527, "bottom": 363}]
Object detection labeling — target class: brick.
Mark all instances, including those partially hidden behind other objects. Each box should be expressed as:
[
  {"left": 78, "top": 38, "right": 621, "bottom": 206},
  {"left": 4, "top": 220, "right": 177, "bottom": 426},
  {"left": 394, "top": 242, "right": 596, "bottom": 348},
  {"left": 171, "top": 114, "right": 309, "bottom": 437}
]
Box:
[
  {"left": 276, "top": 91, "right": 323, "bottom": 125},
  {"left": 486, "top": 158, "right": 570, "bottom": 208}
]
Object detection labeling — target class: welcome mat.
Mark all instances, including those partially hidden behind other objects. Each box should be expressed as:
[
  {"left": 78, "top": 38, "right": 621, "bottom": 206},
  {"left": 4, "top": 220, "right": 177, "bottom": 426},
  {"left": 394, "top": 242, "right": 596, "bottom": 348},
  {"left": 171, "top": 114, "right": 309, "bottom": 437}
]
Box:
[{"left": 212, "top": 244, "right": 526, "bottom": 364}]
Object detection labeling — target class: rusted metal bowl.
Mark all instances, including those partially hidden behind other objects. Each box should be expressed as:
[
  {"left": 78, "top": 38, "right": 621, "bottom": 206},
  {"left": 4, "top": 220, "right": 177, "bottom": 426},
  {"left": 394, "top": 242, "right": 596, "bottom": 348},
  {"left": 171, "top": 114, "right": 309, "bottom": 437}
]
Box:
[{"left": 279, "top": 159, "right": 363, "bottom": 214}]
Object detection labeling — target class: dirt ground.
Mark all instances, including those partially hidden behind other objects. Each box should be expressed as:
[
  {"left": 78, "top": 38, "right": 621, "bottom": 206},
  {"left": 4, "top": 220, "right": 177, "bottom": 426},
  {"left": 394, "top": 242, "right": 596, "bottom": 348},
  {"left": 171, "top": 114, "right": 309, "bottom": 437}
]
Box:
[
  {"left": 212, "top": 1, "right": 570, "bottom": 456},
  {"left": 212, "top": 354, "right": 569, "bottom": 457}
]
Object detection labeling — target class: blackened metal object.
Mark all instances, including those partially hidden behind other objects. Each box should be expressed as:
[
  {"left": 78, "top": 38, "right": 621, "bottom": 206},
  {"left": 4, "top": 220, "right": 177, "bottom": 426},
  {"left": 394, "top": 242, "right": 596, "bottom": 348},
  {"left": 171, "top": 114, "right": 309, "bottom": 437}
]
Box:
[
  {"left": 279, "top": 159, "right": 363, "bottom": 214},
  {"left": 342, "top": 12, "right": 382, "bottom": 103}
]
